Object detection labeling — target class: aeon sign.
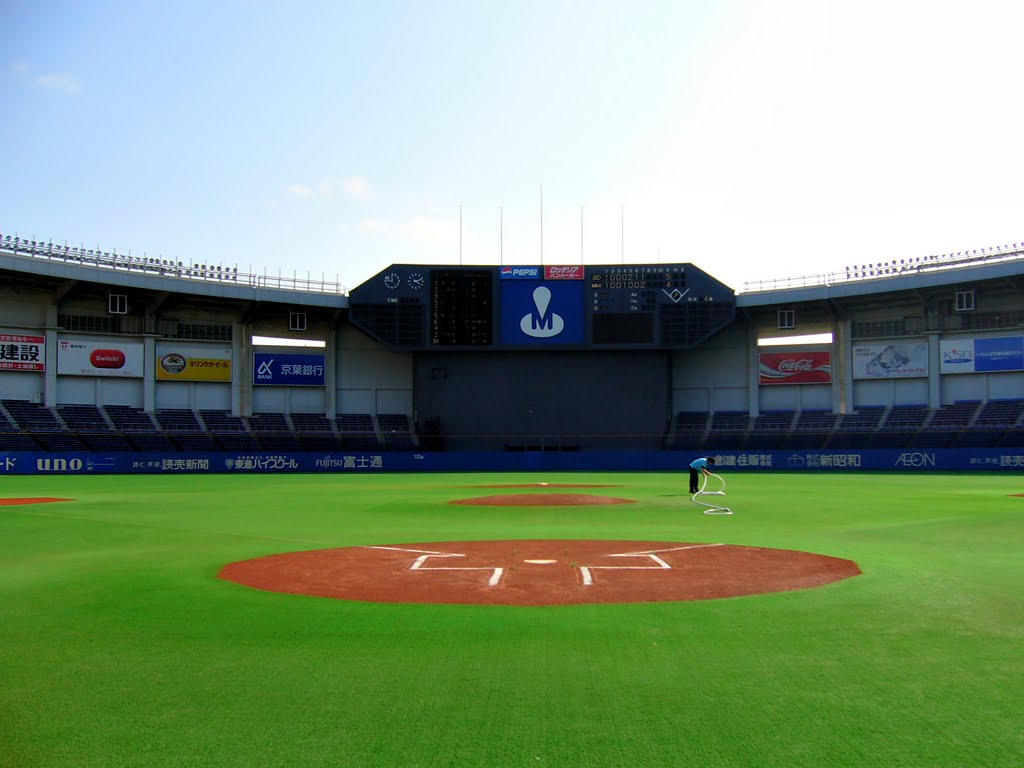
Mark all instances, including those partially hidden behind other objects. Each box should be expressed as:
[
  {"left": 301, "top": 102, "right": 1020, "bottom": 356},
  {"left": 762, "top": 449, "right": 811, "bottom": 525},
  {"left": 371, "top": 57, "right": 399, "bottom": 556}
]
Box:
[{"left": 894, "top": 452, "right": 936, "bottom": 468}]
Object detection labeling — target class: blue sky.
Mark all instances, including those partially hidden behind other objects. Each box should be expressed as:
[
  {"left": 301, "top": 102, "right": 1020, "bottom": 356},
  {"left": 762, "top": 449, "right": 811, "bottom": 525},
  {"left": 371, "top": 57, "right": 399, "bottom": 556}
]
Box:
[{"left": 3, "top": 0, "right": 1022, "bottom": 293}]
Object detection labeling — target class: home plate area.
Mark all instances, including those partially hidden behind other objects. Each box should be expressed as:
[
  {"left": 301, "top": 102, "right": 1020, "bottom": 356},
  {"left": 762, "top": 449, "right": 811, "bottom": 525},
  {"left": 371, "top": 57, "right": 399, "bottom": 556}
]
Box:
[{"left": 219, "top": 540, "right": 861, "bottom": 606}]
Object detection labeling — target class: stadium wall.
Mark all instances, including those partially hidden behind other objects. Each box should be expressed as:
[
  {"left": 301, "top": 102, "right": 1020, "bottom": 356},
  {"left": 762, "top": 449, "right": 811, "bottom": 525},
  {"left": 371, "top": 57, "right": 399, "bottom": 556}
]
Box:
[{"left": 1, "top": 447, "right": 1020, "bottom": 474}]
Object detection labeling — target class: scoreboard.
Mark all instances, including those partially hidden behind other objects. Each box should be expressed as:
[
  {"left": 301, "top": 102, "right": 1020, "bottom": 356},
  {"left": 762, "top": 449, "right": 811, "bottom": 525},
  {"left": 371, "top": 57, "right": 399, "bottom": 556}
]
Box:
[{"left": 348, "top": 263, "right": 735, "bottom": 350}]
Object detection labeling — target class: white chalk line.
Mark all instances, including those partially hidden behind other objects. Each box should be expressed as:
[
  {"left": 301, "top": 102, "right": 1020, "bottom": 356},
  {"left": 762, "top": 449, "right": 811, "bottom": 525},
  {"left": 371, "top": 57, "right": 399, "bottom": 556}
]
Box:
[
  {"left": 367, "top": 545, "right": 464, "bottom": 556},
  {"left": 579, "top": 543, "right": 725, "bottom": 587},
  {"left": 368, "top": 544, "right": 728, "bottom": 589},
  {"left": 369, "top": 547, "right": 503, "bottom": 587}
]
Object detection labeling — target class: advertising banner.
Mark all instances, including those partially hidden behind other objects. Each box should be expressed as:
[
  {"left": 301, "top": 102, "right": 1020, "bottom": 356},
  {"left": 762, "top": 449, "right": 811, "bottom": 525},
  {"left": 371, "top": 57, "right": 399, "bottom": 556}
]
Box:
[
  {"left": 155, "top": 343, "right": 232, "bottom": 381},
  {"left": 852, "top": 342, "right": 929, "bottom": 379},
  {"left": 253, "top": 352, "right": 326, "bottom": 386},
  {"left": 759, "top": 351, "right": 832, "bottom": 385},
  {"left": 500, "top": 281, "right": 584, "bottom": 345},
  {"left": 940, "top": 339, "right": 975, "bottom": 373},
  {"left": 941, "top": 336, "right": 1024, "bottom": 374},
  {"left": 975, "top": 336, "right": 1024, "bottom": 372},
  {"left": 57, "top": 337, "right": 144, "bottom": 377},
  {"left": 0, "top": 332, "right": 45, "bottom": 371},
  {"left": 498, "top": 266, "right": 541, "bottom": 280},
  {"left": 1, "top": 448, "right": 1021, "bottom": 475},
  {"left": 544, "top": 265, "right": 585, "bottom": 280}
]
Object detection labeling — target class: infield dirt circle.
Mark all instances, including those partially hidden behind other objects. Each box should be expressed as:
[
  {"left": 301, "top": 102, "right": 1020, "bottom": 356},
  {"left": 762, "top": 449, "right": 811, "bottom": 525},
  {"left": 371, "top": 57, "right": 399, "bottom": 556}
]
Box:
[{"left": 219, "top": 540, "right": 861, "bottom": 606}]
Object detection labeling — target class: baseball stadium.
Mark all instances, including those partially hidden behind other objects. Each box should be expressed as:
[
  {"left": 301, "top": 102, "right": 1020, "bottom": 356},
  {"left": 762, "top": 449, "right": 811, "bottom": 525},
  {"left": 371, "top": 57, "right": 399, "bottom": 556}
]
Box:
[{"left": 1, "top": 234, "right": 1022, "bottom": 766}]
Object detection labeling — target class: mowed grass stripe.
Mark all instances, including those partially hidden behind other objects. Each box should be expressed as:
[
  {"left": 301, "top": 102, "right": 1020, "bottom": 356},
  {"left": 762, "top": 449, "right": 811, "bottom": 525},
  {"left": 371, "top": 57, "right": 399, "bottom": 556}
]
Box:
[{"left": 0, "top": 472, "right": 1021, "bottom": 767}]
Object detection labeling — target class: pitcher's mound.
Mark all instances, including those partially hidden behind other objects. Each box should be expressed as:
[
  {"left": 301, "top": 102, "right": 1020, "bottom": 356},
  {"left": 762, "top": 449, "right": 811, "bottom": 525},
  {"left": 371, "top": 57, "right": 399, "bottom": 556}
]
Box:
[
  {"left": 0, "top": 498, "right": 74, "bottom": 506},
  {"left": 220, "top": 540, "right": 861, "bottom": 606},
  {"left": 450, "top": 494, "right": 635, "bottom": 506}
]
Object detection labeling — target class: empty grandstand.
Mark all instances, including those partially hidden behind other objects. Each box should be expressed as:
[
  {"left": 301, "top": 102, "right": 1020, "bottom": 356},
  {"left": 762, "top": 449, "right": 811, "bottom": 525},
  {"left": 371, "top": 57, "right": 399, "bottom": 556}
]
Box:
[{"left": 0, "top": 232, "right": 1021, "bottom": 471}]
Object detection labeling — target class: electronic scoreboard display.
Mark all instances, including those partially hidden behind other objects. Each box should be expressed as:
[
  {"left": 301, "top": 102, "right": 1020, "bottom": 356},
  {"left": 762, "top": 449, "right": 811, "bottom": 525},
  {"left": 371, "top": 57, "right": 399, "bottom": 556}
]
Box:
[{"left": 348, "top": 263, "right": 734, "bottom": 350}]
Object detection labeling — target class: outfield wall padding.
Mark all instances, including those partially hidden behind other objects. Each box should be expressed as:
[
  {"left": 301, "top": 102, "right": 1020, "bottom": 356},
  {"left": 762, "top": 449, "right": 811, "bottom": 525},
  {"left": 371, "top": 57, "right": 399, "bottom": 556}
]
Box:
[{"left": 0, "top": 448, "right": 1020, "bottom": 474}]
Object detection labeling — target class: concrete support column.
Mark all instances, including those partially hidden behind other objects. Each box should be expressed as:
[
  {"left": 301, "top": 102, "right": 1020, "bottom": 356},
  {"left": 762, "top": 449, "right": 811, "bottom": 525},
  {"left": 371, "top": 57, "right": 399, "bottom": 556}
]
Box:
[
  {"left": 834, "top": 316, "right": 852, "bottom": 415},
  {"left": 142, "top": 336, "right": 156, "bottom": 412},
  {"left": 44, "top": 305, "right": 59, "bottom": 407},
  {"left": 747, "top": 321, "right": 760, "bottom": 418},
  {"left": 233, "top": 324, "right": 252, "bottom": 417},
  {"left": 325, "top": 327, "right": 337, "bottom": 417},
  {"left": 927, "top": 333, "right": 941, "bottom": 408}
]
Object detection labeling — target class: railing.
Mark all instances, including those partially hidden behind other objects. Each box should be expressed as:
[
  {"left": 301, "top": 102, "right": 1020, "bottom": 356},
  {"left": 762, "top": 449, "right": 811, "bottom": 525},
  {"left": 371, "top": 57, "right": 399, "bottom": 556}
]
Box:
[
  {"left": 0, "top": 233, "right": 347, "bottom": 295},
  {"left": 741, "top": 242, "right": 1024, "bottom": 293}
]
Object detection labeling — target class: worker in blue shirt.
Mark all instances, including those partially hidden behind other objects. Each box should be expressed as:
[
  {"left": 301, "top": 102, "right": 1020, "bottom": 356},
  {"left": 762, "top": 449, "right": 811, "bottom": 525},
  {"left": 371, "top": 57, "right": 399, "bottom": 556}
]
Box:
[{"left": 689, "top": 456, "right": 716, "bottom": 493}]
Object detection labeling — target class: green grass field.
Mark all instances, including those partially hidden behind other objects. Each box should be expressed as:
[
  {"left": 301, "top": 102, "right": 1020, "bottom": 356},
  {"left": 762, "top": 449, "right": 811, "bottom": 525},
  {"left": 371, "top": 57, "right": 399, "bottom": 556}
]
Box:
[{"left": 1, "top": 472, "right": 1021, "bottom": 768}]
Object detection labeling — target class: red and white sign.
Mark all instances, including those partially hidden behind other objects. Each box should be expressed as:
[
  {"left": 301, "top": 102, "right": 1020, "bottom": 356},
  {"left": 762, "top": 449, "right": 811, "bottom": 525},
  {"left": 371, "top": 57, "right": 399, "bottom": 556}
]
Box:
[
  {"left": 544, "top": 265, "right": 585, "bottom": 280},
  {"left": 759, "top": 351, "right": 832, "bottom": 385},
  {"left": 0, "top": 332, "right": 45, "bottom": 371},
  {"left": 58, "top": 336, "right": 144, "bottom": 378}
]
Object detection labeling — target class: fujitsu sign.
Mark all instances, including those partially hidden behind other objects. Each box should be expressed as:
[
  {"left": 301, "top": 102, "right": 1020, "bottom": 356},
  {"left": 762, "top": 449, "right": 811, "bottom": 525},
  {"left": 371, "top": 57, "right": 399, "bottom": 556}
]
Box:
[
  {"left": 544, "top": 265, "right": 584, "bottom": 280},
  {"left": 759, "top": 351, "right": 832, "bottom": 384}
]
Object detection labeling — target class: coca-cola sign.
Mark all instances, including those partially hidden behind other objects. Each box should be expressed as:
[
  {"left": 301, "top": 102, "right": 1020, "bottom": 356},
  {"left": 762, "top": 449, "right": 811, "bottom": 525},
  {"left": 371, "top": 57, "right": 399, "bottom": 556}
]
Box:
[{"left": 759, "top": 351, "right": 832, "bottom": 384}]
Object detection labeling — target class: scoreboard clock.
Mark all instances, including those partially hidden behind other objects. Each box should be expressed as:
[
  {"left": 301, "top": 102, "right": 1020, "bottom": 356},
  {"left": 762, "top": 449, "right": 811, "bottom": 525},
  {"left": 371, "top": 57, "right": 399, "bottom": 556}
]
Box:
[{"left": 348, "top": 264, "right": 734, "bottom": 350}]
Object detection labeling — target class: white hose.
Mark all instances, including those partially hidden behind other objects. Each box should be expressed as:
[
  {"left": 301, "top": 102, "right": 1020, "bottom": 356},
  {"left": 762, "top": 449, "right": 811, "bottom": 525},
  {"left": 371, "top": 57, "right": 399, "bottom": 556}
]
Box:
[{"left": 691, "top": 472, "right": 732, "bottom": 515}]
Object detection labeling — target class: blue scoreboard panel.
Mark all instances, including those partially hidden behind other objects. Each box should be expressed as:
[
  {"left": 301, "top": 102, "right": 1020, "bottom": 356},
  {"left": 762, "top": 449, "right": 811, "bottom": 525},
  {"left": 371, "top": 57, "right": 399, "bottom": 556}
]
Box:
[{"left": 348, "top": 264, "right": 735, "bottom": 350}]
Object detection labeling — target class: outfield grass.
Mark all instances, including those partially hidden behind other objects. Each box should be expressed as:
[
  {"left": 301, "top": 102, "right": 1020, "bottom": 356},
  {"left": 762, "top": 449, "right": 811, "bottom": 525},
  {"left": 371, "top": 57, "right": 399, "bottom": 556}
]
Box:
[{"left": 1, "top": 472, "right": 1021, "bottom": 767}]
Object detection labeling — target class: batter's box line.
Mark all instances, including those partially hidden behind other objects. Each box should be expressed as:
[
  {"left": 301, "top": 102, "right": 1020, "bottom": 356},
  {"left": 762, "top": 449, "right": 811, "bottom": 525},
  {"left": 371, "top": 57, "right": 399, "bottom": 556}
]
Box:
[
  {"left": 579, "top": 543, "right": 724, "bottom": 586},
  {"left": 367, "top": 545, "right": 504, "bottom": 587}
]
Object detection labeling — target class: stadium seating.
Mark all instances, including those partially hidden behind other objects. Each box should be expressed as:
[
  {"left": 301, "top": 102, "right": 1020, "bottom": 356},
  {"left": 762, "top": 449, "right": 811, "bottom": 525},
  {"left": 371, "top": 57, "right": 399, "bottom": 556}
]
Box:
[
  {"left": 57, "top": 404, "right": 134, "bottom": 451},
  {"left": 337, "top": 414, "right": 381, "bottom": 451},
  {"left": 286, "top": 413, "right": 341, "bottom": 450},
  {"left": 668, "top": 411, "right": 708, "bottom": 450},
  {"left": 0, "top": 431, "right": 39, "bottom": 450},
  {"left": 957, "top": 398, "right": 1024, "bottom": 448},
  {"left": 916, "top": 401, "right": 980, "bottom": 448},
  {"left": 786, "top": 410, "right": 837, "bottom": 449},
  {"left": 34, "top": 432, "right": 89, "bottom": 451},
  {"left": 3, "top": 399, "right": 64, "bottom": 432},
  {"left": 7, "top": 398, "right": 1018, "bottom": 455},
  {"left": 704, "top": 412, "right": 750, "bottom": 450},
  {"left": 248, "top": 413, "right": 302, "bottom": 450},
  {"left": 378, "top": 413, "right": 416, "bottom": 451},
  {"left": 198, "top": 410, "right": 264, "bottom": 451},
  {"left": 828, "top": 406, "right": 885, "bottom": 449},
  {"left": 0, "top": 404, "right": 40, "bottom": 449},
  {"left": 125, "top": 432, "right": 177, "bottom": 450},
  {"left": 104, "top": 405, "right": 160, "bottom": 433},
  {"left": 871, "top": 404, "right": 930, "bottom": 449},
  {"left": 745, "top": 411, "right": 796, "bottom": 450},
  {"left": 973, "top": 398, "right": 1024, "bottom": 428},
  {"left": 152, "top": 409, "right": 218, "bottom": 450}
]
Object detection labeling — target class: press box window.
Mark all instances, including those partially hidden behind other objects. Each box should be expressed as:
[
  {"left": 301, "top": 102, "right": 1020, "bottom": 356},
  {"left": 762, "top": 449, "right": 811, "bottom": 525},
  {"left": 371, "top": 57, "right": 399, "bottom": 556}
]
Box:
[
  {"left": 108, "top": 293, "right": 128, "bottom": 314},
  {"left": 289, "top": 311, "right": 307, "bottom": 331},
  {"left": 955, "top": 290, "right": 974, "bottom": 312},
  {"left": 777, "top": 309, "right": 795, "bottom": 329}
]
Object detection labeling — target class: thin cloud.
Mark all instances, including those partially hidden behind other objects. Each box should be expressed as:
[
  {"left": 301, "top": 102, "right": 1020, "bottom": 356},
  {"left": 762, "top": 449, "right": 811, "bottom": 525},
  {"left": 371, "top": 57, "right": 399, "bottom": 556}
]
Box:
[
  {"left": 34, "top": 73, "right": 80, "bottom": 93},
  {"left": 360, "top": 219, "right": 386, "bottom": 233},
  {"left": 340, "top": 176, "right": 372, "bottom": 200},
  {"left": 286, "top": 176, "right": 373, "bottom": 201},
  {"left": 399, "top": 216, "right": 458, "bottom": 243}
]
